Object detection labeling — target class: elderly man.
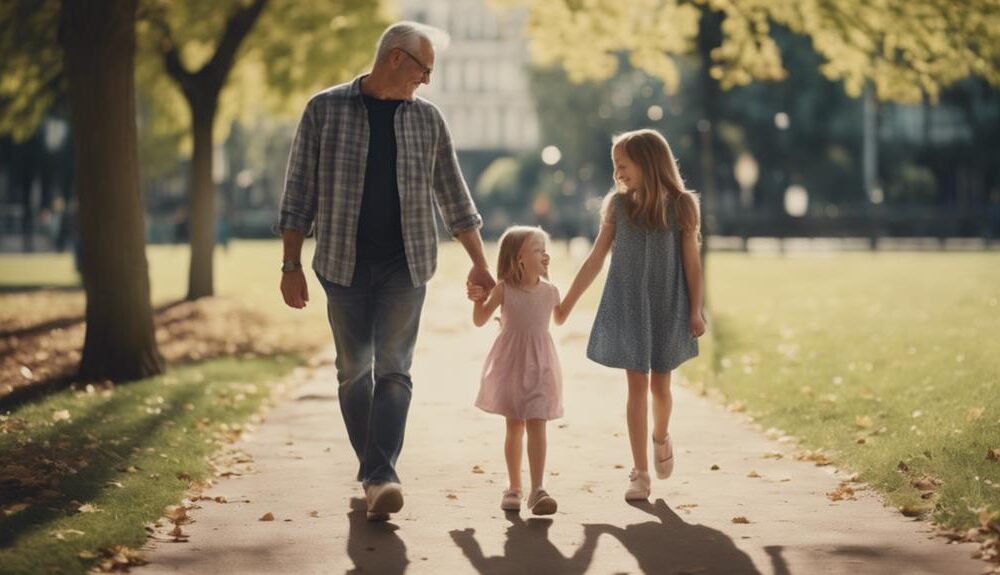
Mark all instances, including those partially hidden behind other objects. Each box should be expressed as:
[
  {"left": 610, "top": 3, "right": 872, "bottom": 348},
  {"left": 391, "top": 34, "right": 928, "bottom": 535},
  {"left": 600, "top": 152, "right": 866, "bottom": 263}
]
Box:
[{"left": 278, "top": 21, "right": 494, "bottom": 520}]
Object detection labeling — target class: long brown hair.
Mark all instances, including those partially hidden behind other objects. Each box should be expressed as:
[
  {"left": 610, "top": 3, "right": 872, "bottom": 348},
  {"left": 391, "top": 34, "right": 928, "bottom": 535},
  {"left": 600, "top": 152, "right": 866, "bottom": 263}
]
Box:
[
  {"left": 496, "top": 226, "right": 549, "bottom": 287},
  {"left": 610, "top": 129, "right": 700, "bottom": 234}
]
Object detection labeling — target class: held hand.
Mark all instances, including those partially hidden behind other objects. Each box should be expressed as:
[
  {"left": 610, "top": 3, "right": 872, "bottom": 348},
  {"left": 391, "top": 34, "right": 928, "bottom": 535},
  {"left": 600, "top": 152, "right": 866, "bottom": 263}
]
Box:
[
  {"left": 689, "top": 310, "right": 706, "bottom": 338},
  {"left": 466, "top": 282, "right": 487, "bottom": 302},
  {"left": 280, "top": 270, "right": 309, "bottom": 309},
  {"left": 467, "top": 265, "right": 496, "bottom": 294}
]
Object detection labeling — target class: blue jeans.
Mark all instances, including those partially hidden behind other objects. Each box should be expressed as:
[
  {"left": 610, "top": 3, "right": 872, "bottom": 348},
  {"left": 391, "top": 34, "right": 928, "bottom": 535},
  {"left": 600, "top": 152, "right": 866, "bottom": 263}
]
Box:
[{"left": 317, "top": 253, "right": 426, "bottom": 486}]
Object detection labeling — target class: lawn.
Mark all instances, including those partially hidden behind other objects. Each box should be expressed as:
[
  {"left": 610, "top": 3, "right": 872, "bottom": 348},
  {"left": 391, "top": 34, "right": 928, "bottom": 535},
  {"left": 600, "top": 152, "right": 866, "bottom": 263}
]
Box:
[{"left": 681, "top": 252, "right": 1000, "bottom": 530}]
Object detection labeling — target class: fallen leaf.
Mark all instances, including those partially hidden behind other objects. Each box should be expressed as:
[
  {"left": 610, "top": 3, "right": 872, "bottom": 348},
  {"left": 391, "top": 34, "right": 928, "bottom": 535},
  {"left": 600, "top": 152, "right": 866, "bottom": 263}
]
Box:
[
  {"left": 446, "top": 493, "right": 458, "bottom": 500},
  {"left": 793, "top": 450, "right": 831, "bottom": 466},
  {"left": 78, "top": 503, "right": 101, "bottom": 513},
  {"left": 105, "top": 481, "right": 124, "bottom": 489},
  {"left": 855, "top": 415, "right": 874, "bottom": 429},
  {"left": 747, "top": 470, "right": 761, "bottom": 478},
  {"left": 987, "top": 448, "right": 1000, "bottom": 462},
  {"left": 966, "top": 407, "right": 986, "bottom": 423},
  {"left": 899, "top": 504, "right": 931, "bottom": 517},
  {"left": 471, "top": 465, "right": 484, "bottom": 474},
  {"left": 3, "top": 503, "right": 30, "bottom": 516},
  {"left": 762, "top": 451, "right": 783, "bottom": 460},
  {"left": 259, "top": 512, "right": 275, "bottom": 521},
  {"left": 897, "top": 461, "right": 910, "bottom": 473},
  {"left": 827, "top": 481, "right": 857, "bottom": 501},
  {"left": 52, "top": 528, "right": 85, "bottom": 540},
  {"left": 309, "top": 511, "right": 320, "bottom": 518},
  {"left": 912, "top": 476, "right": 942, "bottom": 491},
  {"left": 52, "top": 409, "right": 70, "bottom": 422},
  {"left": 731, "top": 516, "right": 750, "bottom": 524},
  {"left": 77, "top": 550, "right": 99, "bottom": 559},
  {"left": 164, "top": 505, "right": 190, "bottom": 524},
  {"left": 710, "top": 464, "right": 720, "bottom": 471}
]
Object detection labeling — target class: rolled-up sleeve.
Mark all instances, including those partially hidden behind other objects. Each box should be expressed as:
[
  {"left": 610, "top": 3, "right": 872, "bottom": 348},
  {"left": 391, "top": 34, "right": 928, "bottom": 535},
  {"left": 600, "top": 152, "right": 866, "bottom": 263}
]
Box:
[
  {"left": 278, "top": 100, "right": 320, "bottom": 235},
  {"left": 431, "top": 115, "right": 482, "bottom": 236}
]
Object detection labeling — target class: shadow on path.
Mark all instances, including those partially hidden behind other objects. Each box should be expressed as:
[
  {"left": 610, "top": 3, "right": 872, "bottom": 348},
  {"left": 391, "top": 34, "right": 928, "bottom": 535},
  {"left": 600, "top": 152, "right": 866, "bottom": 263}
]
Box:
[
  {"left": 589, "top": 499, "right": 764, "bottom": 575},
  {"left": 346, "top": 497, "right": 409, "bottom": 574},
  {"left": 450, "top": 512, "right": 600, "bottom": 574}
]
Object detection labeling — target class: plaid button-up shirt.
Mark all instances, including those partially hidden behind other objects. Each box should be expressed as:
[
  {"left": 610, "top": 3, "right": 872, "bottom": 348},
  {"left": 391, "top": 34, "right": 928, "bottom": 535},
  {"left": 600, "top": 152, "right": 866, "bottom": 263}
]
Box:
[{"left": 278, "top": 75, "right": 483, "bottom": 287}]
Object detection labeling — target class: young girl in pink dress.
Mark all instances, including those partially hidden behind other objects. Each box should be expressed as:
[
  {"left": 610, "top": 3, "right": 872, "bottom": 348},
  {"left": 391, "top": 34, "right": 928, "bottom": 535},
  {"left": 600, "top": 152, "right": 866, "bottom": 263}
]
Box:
[{"left": 468, "top": 226, "right": 565, "bottom": 515}]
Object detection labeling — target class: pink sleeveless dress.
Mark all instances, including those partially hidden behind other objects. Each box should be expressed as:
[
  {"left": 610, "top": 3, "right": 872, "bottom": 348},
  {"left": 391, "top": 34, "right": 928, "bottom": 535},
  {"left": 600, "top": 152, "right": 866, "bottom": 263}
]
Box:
[{"left": 475, "top": 280, "right": 564, "bottom": 421}]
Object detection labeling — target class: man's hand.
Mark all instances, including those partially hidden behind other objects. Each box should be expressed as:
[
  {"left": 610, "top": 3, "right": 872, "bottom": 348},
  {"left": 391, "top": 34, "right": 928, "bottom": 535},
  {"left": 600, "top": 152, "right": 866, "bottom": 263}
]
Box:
[
  {"left": 281, "top": 270, "right": 309, "bottom": 309},
  {"left": 467, "top": 265, "right": 496, "bottom": 294}
]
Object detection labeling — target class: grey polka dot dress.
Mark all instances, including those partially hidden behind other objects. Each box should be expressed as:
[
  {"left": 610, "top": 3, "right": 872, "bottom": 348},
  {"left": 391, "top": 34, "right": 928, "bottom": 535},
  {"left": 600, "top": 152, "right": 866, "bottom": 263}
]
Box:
[{"left": 587, "top": 193, "right": 699, "bottom": 372}]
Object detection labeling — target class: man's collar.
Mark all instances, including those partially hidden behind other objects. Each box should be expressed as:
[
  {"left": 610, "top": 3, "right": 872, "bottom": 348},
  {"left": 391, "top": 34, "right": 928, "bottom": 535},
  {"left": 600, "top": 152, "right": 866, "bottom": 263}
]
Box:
[{"left": 351, "top": 74, "right": 417, "bottom": 103}]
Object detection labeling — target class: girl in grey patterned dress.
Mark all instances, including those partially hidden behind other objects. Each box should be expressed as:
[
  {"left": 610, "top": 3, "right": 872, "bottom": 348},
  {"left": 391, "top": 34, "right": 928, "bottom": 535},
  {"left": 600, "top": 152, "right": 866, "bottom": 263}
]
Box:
[{"left": 558, "top": 129, "right": 706, "bottom": 501}]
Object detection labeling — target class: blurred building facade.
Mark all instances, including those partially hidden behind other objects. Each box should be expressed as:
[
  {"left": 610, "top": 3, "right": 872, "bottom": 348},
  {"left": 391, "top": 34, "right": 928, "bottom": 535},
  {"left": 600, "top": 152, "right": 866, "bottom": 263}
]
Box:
[{"left": 399, "top": 0, "right": 539, "bottom": 152}]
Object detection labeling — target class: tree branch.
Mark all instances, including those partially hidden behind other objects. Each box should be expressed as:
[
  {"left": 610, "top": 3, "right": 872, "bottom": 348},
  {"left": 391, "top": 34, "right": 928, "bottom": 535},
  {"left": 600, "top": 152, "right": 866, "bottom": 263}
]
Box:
[{"left": 202, "top": 0, "right": 268, "bottom": 92}]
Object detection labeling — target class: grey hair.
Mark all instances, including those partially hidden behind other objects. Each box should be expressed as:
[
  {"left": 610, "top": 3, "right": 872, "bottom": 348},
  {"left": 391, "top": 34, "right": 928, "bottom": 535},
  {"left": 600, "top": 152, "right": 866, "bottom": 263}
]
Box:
[{"left": 375, "top": 21, "right": 450, "bottom": 63}]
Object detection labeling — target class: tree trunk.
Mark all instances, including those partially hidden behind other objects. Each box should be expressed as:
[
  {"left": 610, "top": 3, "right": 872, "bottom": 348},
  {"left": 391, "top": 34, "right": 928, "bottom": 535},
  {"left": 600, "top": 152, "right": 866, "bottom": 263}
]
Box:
[
  {"left": 696, "top": 8, "right": 724, "bottom": 300},
  {"left": 155, "top": 0, "right": 267, "bottom": 300},
  {"left": 61, "top": 0, "right": 164, "bottom": 381},
  {"left": 186, "top": 94, "right": 217, "bottom": 300}
]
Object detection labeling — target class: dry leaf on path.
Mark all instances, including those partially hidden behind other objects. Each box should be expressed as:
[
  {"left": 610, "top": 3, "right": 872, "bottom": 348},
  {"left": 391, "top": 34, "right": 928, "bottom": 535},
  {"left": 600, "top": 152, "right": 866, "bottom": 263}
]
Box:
[
  {"left": 731, "top": 516, "right": 750, "bottom": 524},
  {"left": 747, "top": 470, "right": 762, "bottom": 478},
  {"left": 3, "top": 503, "right": 30, "bottom": 516},
  {"left": 259, "top": 512, "right": 275, "bottom": 521},
  {"left": 472, "top": 465, "right": 484, "bottom": 474}
]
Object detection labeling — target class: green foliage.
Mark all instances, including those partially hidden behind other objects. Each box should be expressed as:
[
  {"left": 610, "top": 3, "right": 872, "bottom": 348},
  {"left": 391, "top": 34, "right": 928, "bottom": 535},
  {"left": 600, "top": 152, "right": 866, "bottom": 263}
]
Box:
[
  {"left": 0, "top": 1, "right": 62, "bottom": 142},
  {"left": 135, "top": 0, "right": 389, "bottom": 149},
  {"left": 495, "top": 0, "right": 1000, "bottom": 103}
]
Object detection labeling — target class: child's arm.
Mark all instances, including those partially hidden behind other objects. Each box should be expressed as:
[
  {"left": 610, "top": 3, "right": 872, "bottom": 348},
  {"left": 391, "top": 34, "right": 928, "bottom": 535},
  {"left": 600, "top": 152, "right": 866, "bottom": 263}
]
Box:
[
  {"left": 680, "top": 224, "right": 706, "bottom": 338},
  {"left": 472, "top": 282, "right": 504, "bottom": 327},
  {"left": 555, "top": 219, "right": 615, "bottom": 325}
]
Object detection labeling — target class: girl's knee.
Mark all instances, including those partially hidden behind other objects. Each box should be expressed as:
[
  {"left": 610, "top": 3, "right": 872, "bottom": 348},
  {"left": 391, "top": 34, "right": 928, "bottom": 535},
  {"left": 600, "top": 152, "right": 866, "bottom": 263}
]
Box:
[{"left": 525, "top": 419, "right": 547, "bottom": 434}]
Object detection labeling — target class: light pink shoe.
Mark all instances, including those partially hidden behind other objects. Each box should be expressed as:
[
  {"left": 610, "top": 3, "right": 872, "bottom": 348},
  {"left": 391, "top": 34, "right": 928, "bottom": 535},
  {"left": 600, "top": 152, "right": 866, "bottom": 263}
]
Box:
[
  {"left": 501, "top": 489, "right": 522, "bottom": 511},
  {"left": 653, "top": 434, "right": 675, "bottom": 479},
  {"left": 624, "top": 469, "right": 651, "bottom": 500}
]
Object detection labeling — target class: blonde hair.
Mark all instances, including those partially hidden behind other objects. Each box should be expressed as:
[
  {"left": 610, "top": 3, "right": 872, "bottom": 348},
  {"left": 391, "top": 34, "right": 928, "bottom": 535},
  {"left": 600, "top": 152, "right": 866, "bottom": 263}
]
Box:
[
  {"left": 496, "top": 226, "right": 550, "bottom": 287},
  {"left": 609, "top": 129, "right": 700, "bottom": 234}
]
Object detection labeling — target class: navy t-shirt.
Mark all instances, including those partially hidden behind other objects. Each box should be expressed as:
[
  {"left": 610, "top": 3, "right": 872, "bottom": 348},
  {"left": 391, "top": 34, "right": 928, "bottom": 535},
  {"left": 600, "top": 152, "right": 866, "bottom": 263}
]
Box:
[{"left": 357, "top": 94, "right": 406, "bottom": 265}]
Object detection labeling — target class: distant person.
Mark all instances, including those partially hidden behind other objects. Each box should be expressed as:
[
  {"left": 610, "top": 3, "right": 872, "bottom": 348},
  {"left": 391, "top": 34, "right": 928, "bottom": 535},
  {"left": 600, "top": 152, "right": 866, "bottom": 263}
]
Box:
[
  {"left": 277, "top": 21, "right": 495, "bottom": 521},
  {"left": 557, "top": 129, "right": 706, "bottom": 500},
  {"left": 467, "top": 226, "right": 567, "bottom": 515}
]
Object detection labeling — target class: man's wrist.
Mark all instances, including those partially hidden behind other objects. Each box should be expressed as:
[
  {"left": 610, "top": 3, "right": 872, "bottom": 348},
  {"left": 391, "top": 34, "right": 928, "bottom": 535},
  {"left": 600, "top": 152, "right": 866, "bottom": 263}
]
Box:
[{"left": 281, "top": 260, "right": 303, "bottom": 273}]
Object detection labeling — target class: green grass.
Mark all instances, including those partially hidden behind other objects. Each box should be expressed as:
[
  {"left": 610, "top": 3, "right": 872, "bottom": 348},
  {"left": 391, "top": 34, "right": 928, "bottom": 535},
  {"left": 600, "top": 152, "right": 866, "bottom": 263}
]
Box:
[
  {"left": 0, "top": 240, "right": 328, "bottom": 573},
  {"left": 0, "top": 240, "right": 331, "bottom": 347},
  {"left": 683, "top": 252, "right": 1000, "bottom": 528},
  {"left": 0, "top": 356, "right": 297, "bottom": 575}
]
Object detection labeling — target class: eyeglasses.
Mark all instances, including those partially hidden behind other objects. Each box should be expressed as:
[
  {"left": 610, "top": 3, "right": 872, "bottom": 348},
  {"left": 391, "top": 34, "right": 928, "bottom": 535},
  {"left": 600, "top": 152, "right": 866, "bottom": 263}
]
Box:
[{"left": 396, "top": 47, "right": 432, "bottom": 80}]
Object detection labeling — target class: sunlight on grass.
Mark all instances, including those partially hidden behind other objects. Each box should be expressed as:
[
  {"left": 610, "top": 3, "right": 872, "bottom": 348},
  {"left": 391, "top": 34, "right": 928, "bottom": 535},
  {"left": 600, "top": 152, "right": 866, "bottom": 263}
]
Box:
[{"left": 683, "top": 252, "right": 1000, "bottom": 528}]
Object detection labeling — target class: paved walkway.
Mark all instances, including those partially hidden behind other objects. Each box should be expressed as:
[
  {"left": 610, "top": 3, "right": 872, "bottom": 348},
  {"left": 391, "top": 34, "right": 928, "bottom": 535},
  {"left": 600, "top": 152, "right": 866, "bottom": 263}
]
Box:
[{"left": 140, "top": 279, "right": 981, "bottom": 574}]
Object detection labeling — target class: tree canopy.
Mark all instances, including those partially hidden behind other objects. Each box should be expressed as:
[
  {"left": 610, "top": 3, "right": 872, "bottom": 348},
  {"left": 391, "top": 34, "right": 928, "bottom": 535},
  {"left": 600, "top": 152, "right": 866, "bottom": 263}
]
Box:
[{"left": 495, "top": 0, "right": 1000, "bottom": 103}]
